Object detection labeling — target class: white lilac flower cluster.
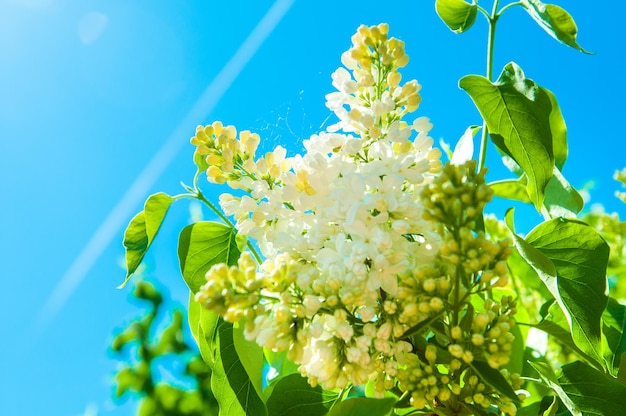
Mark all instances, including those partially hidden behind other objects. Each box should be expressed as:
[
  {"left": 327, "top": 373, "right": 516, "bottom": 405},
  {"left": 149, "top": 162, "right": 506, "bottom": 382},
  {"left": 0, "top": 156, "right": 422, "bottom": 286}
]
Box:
[{"left": 192, "top": 24, "right": 520, "bottom": 414}]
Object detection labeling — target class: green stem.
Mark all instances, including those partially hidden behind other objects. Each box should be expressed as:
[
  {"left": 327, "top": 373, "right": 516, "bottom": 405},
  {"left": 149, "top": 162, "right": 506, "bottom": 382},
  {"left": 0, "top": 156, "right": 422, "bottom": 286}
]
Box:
[
  {"left": 477, "top": 0, "right": 501, "bottom": 173},
  {"left": 330, "top": 383, "right": 352, "bottom": 411},
  {"left": 476, "top": 4, "right": 491, "bottom": 19},
  {"left": 191, "top": 177, "right": 264, "bottom": 265},
  {"left": 497, "top": 1, "right": 523, "bottom": 17},
  {"left": 194, "top": 190, "right": 233, "bottom": 227}
]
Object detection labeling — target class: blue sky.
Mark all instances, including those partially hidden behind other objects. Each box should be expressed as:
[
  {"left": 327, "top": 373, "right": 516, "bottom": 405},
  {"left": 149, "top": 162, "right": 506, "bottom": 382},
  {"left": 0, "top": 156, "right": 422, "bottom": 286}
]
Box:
[{"left": 1, "top": 1, "right": 624, "bottom": 415}]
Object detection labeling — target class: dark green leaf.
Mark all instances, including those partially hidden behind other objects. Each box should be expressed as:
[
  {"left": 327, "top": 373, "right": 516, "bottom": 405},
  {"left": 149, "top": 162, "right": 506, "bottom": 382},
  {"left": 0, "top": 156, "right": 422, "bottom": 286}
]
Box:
[
  {"left": 435, "top": 0, "right": 478, "bottom": 34},
  {"left": 559, "top": 361, "right": 626, "bottom": 413},
  {"left": 541, "top": 167, "right": 584, "bottom": 219},
  {"left": 460, "top": 63, "right": 554, "bottom": 209},
  {"left": 516, "top": 401, "right": 543, "bottom": 416},
  {"left": 530, "top": 361, "right": 581, "bottom": 416},
  {"left": 178, "top": 221, "right": 241, "bottom": 293},
  {"left": 327, "top": 397, "right": 396, "bottom": 416},
  {"left": 266, "top": 373, "right": 337, "bottom": 416},
  {"left": 527, "top": 218, "right": 609, "bottom": 369},
  {"left": 521, "top": 0, "right": 591, "bottom": 54},
  {"left": 603, "top": 298, "right": 626, "bottom": 377},
  {"left": 120, "top": 192, "right": 174, "bottom": 288},
  {"left": 469, "top": 360, "right": 520, "bottom": 402},
  {"left": 211, "top": 320, "right": 267, "bottom": 416},
  {"left": 504, "top": 322, "right": 526, "bottom": 376}
]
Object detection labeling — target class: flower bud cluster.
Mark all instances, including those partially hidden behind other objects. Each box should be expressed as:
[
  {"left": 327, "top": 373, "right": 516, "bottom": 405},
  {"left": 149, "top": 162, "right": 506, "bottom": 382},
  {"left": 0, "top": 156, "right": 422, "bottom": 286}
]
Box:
[
  {"left": 393, "top": 161, "right": 521, "bottom": 413},
  {"left": 397, "top": 338, "right": 522, "bottom": 415},
  {"left": 422, "top": 160, "right": 492, "bottom": 230}
]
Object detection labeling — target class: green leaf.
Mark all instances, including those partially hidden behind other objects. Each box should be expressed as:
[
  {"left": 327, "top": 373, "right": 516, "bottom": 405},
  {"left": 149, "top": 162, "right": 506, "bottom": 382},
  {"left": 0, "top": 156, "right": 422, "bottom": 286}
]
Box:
[
  {"left": 211, "top": 320, "right": 268, "bottom": 416},
  {"left": 266, "top": 373, "right": 337, "bottom": 416},
  {"left": 233, "top": 323, "right": 264, "bottom": 398},
  {"left": 505, "top": 209, "right": 608, "bottom": 370},
  {"left": 188, "top": 291, "right": 202, "bottom": 346},
  {"left": 460, "top": 63, "right": 555, "bottom": 209},
  {"left": 534, "top": 302, "right": 599, "bottom": 366},
  {"left": 489, "top": 178, "right": 532, "bottom": 203},
  {"left": 530, "top": 361, "right": 581, "bottom": 416},
  {"left": 521, "top": 0, "right": 591, "bottom": 54},
  {"left": 542, "top": 396, "right": 560, "bottom": 416},
  {"left": 450, "top": 125, "right": 480, "bottom": 165},
  {"left": 469, "top": 360, "right": 521, "bottom": 402},
  {"left": 526, "top": 218, "right": 609, "bottom": 369},
  {"left": 263, "top": 349, "right": 300, "bottom": 386},
  {"left": 559, "top": 361, "right": 626, "bottom": 413},
  {"left": 545, "top": 88, "right": 567, "bottom": 170},
  {"left": 541, "top": 167, "right": 584, "bottom": 219},
  {"left": 198, "top": 308, "right": 222, "bottom": 368},
  {"left": 327, "top": 397, "right": 396, "bottom": 416},
  {"left": 516, "top": 401, "right": 543, "bottom": 416},
  {"left": 435, "top": 0, "right": 478, "bottom": 34},
  {"left": 504, "top": 209, "right": 557, "bottom": 293},
  {"left": 178, "top": 221, "right": 241, "bottom": 294},
  {"left": 189, "top": 290, "right": 222, "bottom": 367},
  {"left": 603, "top": 298, "right": 626, "bottom": 377},
  {"left": 120, "top": 192, "right": 174, "bottom": 288}
]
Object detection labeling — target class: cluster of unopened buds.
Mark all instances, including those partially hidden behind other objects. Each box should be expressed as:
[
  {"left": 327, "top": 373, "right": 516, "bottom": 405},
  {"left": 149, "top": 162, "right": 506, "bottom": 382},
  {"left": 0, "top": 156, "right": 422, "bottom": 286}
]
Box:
[{"left": 193, "top": 23, "right": 522, "bottom": 415}]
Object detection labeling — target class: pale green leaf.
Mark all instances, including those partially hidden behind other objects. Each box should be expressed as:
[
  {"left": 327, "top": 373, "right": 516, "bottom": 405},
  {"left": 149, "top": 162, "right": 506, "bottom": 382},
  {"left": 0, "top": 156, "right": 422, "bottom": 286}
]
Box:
[
  {"left": 521, "top": 0, "right": 591, "bottom": 54},
  {"left": 178, "top": 221, "right": 241, "bottom": 293},
  {"left": 489, "top": 177, "right": 532, "bottom": 203},
  {"left": 541, "top": 167, "right": 584, "bottom": 219},
  {"left": 451, "top": 125, "right": 480, "bottom": 165},
  {"left": 266, "top": 373, "right": 337, "bottom": 416},
  {"left": 460, "top": 63, "right": 554, "bottom": 209},
  {"left": 120, "top": 192, "right": 174, "bottom": 288},
  {"left": 327, "top": 397, "right": 396, "bottom": 416},
  {"left": 435, "top": 0, "right": 478, "bottom": 33},
  {"left": 545, "top": 87, "right": 567, "bottom": 169},
  {"left": 188, "top": 291, "right": 201, "bottom": 346}
]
